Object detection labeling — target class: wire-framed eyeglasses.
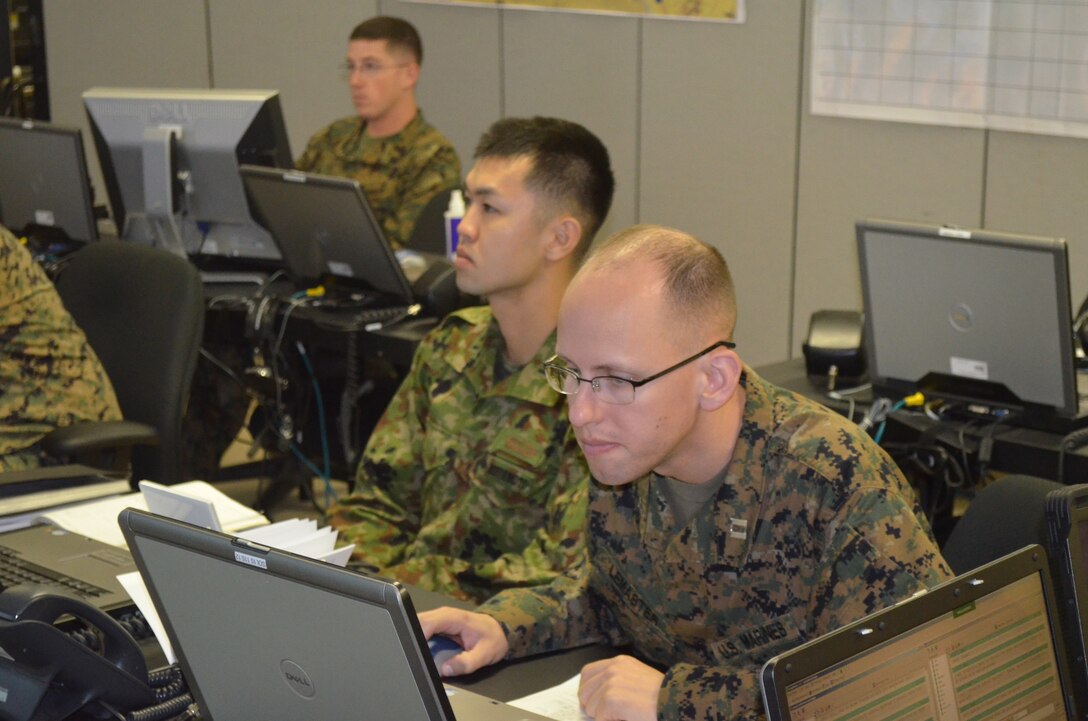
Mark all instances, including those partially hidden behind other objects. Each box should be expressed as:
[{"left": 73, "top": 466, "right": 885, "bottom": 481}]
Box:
[
  {"left": 338, "top": 60, "right": 411, "bottom": 79},
  {"left": 543, "top": 340, "right": 736, "bottom": 406}
]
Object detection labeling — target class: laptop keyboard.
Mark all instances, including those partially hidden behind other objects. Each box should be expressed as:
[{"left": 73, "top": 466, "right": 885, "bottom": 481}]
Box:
[{"left": 0, "top": 545, "right": 108, "bottom": 598}]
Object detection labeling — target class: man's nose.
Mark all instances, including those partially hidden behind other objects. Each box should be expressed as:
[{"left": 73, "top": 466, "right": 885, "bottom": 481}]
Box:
[{"left": 566, "top": 382, "right": 602, "bottom": 428}]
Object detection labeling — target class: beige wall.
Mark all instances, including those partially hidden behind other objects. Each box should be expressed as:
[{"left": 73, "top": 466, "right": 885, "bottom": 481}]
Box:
[{"left": 43, "top": 0, "right": 1088, "bottom": 365}]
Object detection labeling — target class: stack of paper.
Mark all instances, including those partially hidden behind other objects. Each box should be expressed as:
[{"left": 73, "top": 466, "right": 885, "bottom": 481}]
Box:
[
  {"left": 33, "top": 480, "right": 269, "bottom": 548},
  {"left": 0, "top": 465, "right": 131, "bottom": 534},
  {"left": 236, "top": 519, "right": 354, "bottom": 566}
]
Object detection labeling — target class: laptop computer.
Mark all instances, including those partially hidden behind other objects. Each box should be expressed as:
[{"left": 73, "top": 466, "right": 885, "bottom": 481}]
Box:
[
  {"left": 1046, "top": 484, "right": 1088, "bottom": 717},
  {"left": 0, "top": 117, "right": 99, "bottom": 246},
  {"left": 857, "top": 218, "right": 1088, "bottom": 433},
  {"left": 0, "top": 525, "right": 137, "bottom": 613},
  {"left": 118, "top": 508, "right": 556, "bottom": 721},
  {"left": 760, "top": 545, "right": 1076, "bottom": 721},
  {"left": 238, "top": 164, "right": 414, "bottom": 303}
]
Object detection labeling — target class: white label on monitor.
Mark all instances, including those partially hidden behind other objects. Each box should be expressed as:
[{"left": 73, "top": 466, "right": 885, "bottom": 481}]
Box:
[
  {"left": 327, "top": 261, "right": 353, "bottom": 277},
  {"left": 950, "top": 356, "right": 988, "bottom": 380},
  {"left": 34, "top": 209, "right": 56, "bottom": 226},
  {"left": 233, "top": 551, "right": 268, "bottom": 569}
]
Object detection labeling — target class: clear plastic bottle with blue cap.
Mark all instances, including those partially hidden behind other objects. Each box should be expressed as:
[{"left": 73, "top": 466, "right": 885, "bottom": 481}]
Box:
[{"left": 444, "top": 189, "right": 465, "bottom": 259}]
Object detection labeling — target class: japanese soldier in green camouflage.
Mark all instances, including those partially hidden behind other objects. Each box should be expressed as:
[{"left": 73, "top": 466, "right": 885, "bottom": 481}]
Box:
[
  {"left": 327, "top": 117, "right": 616, "bottom": 603},
  {"left": 419, "top": 226, "right": 952, "bottom": 720},
  {"left": 295, "top": 16, "right": 460, "bottom": 250},
  {"left": 0, "top": 224, "right": 121, "bottom": 470}
]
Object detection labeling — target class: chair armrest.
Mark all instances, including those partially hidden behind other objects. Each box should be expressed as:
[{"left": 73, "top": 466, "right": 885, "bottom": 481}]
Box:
[{"left": 40, "top": 421, "right": 159, "bottom": 458}]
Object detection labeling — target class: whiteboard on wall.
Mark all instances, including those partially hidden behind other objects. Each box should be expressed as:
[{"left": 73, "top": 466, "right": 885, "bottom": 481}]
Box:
[{"left": 811, "top": 0, "right": 1088, "bottom": 139}]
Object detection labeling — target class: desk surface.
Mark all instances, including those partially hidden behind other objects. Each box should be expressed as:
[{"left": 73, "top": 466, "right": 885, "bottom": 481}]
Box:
[{"left": 407, "top": 586, "right": 612, "bottom": 702}]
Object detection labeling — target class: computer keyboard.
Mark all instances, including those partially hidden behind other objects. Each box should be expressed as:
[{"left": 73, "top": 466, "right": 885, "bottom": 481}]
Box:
[
  {"left": 199, "top": 270, "right": 269, "bottom": 285},
  {"left": 0, "top": 545, "right": 108, "bottom": 599},
  {"left": 309, "top": 300, "right": 420, "bottom": 327},
  {"left": 349, "top": 304, "right": 419, "bottom": 324}
]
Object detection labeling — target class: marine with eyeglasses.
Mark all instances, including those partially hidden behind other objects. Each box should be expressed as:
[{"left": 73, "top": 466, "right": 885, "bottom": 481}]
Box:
[
  {"left": 419, "top": 225, "right": 952, "bottom": 721},
  {"left": 295, "top": 16, "right": 460, "bottom": 250}
]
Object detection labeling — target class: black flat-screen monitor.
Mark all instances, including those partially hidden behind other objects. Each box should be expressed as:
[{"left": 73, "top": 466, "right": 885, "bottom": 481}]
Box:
[
  {"left": 857, "top": 218, "right": 1081, "bottom": 426},
  {"left": 82, "top": 87, "right": 292, "bottom": 261},
  {"left": 0, "top": 117, "right": 99, "bottom": 244}
]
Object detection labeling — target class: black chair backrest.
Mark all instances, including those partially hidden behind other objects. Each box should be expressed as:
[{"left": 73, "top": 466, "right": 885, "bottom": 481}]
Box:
[
  {"left": 940, "top": 474, "right": 1065, "bottom": 575},
  {"left": 407, "top": 187, "right": 455, "bottom": 256},
  {"left": 53, "top": 240, "right": 204, "bottom": 485}
]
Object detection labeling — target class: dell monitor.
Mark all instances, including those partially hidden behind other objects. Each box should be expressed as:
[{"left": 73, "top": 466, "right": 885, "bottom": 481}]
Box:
[
  {"left": 82, "top": 87, "right": 292, "bottom": 261},
  {"left": 857, "top": 218, "right": 1082, "bottom": 429},
  {"left": 0, "top": 117, "right": 99, "bottom": 244}
]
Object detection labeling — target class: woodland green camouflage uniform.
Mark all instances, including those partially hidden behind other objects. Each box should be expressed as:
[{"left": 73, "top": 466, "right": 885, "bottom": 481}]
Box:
[
  {"left": 295, "top": 111, "right": 460, "bottom": 250},
  {"left": 0, "top": 225, "right": 121, "bottom": 471},
  {"left": 477, "top": 366, "right": 952, "bottom": 720},
  {"left": 327, "top": 306, "right": 590, "bottom": 604}
]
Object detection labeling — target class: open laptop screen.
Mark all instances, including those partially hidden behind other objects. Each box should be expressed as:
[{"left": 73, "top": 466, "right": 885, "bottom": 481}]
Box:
[
  {"left": 857, "top": 219, "right": 1077, "bottom": 418},
  {"left": 761, "top": 546, "right": 1074, "bottom": 721},
  {"left": 118, "top": 508, "right": 555, "bottom": 721},
  {"left": 0, "top": 117, "right": 99, "bottom": 244},
  {"left": 239, "top": 164, "right": 413, "bottom": 302},
  {"left": 119, "top": 508, "right": 451, "bottom": 721},
  {"left": 1046, "top": 484, "right": 1088, "bottom": 717}
]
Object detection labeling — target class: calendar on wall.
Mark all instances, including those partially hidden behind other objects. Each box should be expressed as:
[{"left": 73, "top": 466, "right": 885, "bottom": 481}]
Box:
[
  {"left": 403, "top": 0, "right": 743, "bottom": 22},
  {"left": 811, "top": 0, "right": 1088, "bottom": 139}
]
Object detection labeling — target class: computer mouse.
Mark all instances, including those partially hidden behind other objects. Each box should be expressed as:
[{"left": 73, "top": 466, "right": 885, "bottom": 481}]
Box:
[{"left": 428, "top": 635, "right": 462, "bottom": 668}]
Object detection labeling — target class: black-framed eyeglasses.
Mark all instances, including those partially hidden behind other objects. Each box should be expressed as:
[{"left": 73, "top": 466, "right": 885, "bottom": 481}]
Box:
[{"left": 543, "top": 340, "right": 736, "bottom": 406}]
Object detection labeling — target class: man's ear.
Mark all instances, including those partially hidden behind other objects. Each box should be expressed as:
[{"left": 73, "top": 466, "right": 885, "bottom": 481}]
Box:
[
  {"left": 699, "top": 349, "right": 742, "bottom": 411},
  {"left": 402, "top": 61, "right": 420, "bottom": 88},
  {"left": 544, "top": 215, "right": 583, "bottom": 263}
]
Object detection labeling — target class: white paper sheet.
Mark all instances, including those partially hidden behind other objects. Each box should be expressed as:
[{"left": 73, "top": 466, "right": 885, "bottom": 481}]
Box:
[{"left": 508, "top": 674, "right": 590, "bottom": 721}]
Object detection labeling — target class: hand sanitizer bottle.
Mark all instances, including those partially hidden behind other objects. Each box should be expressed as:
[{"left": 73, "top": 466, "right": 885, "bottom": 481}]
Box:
[{"left": 444, "top": 189, "right": 465, "bottom": 259}]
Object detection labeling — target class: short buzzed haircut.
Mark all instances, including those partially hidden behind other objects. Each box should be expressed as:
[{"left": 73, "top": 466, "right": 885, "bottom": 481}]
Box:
[
  {"left": 350, "top": 16, "right": 423, "bottom": 64},
  {"left": 585, "top": 224, "right": 737, "bottom": 341},
  {"left": 474, "top": 116, "right": 615, "bottom": 257}
]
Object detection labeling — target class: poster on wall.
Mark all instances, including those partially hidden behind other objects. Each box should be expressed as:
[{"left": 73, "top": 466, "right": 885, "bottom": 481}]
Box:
[
  {"left": 811, "top": 0, "right": 1088, "bottom": 140},
  {"left": 403, "top": 0, "right": 744, "bottom": 22}
]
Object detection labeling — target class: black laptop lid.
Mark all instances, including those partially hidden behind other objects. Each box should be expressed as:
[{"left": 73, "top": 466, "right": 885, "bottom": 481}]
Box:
[
  {"left": 118, "top": 508, "right": 454, "bottom": 721},
  {"left": 239, "top": 165, "right": 413, "bottom": 302},
  {"left": 1047, "top": 484, "right": 1088, "bottom": 718},
  {"left": 760, "top": 545, "right": 1075, "bottom": 721},
  {"left": 0, "top": 117, "right": 99, "bottom": 244}
]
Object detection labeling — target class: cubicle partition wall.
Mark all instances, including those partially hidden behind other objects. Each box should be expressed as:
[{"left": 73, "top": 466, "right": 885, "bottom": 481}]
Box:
[{"left": 41, "top": 1, "right": 1088, "bottom": 366}]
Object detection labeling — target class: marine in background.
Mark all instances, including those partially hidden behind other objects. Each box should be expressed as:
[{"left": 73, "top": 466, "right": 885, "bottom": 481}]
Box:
[{"left": 295, "top": 15, "right": 460, "bottom": 250}]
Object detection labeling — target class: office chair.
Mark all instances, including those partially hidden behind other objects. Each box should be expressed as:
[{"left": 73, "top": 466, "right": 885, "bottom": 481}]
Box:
[
  {"left": 940, "top": 474, "right": 1064, "bottom": 575},
  {"left": 35, "top": 240, "right": 205, "bottom": 486},
  {"left": 407, "top": 187, "right": 456, "bottom": 256}
]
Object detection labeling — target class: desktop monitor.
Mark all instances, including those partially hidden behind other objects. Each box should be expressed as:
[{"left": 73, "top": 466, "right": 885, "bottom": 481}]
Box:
[
  {"left": 82, "top": 87, "right": 292, "bottom": 261},
  {"left": 857, "top": 218, "right": 1080, "bottom": 424},
  {"left": 0, "top": 117, "right": 99, "bottom": 244}
]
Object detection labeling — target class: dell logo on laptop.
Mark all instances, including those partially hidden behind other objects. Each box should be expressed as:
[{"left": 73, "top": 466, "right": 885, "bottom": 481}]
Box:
[{"left": 280, "top": 659, "right": 316, "bottom": 698}]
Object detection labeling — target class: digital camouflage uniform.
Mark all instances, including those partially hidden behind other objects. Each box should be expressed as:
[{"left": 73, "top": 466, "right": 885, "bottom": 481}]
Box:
[
  {"left": 295, "top": 111, "right": 461, "bottom": 250},
  {"left": 0, "top": 225, "right": 121, "bottom": 471},
  {"left": 327, "top": 306, "right": 590, "bottom": 604},
  {"left": 477, "top": 366, "right": 952, "bottom": 721}
]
